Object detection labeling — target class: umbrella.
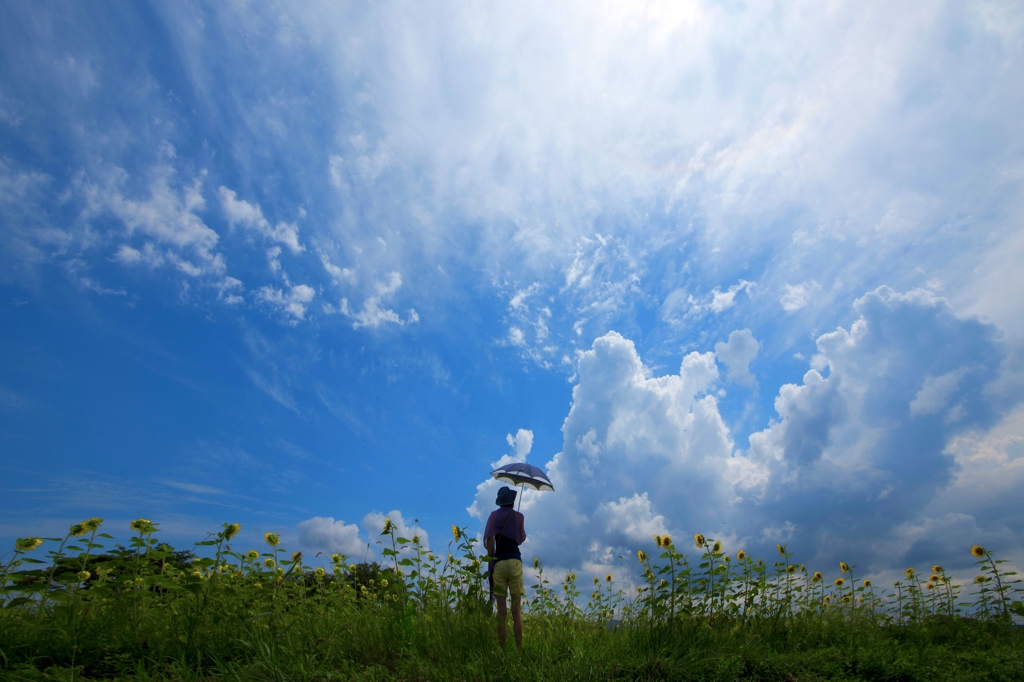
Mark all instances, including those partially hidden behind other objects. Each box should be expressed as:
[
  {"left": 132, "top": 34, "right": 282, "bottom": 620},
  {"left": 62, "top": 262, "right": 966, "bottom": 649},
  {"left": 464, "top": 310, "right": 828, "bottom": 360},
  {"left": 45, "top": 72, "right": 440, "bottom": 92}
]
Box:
[{"left": 490, "top": 462, "right": 554, "bottom": 510}]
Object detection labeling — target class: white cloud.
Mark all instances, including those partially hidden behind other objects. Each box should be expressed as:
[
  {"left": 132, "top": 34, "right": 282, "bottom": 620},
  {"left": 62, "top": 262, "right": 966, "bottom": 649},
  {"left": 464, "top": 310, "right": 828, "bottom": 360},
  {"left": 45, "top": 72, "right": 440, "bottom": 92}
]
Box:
[
  {"left": 266, "top": 246, "right": 282, "bottom": 273},
  {"left": 470, "top": 331, "right": 734, "bottom": 572},
  {"left": 218, "top": 186, "right": 304, "bottom": 254},
  {"left": 714, "top": 329, "right": 760, "bottom": 386},
  {"left": 710, "top": 281, "right": 753, "bottom": 314},
  {"left": 740, "top": 287, "right": 1017, "bottom": 564},
  {"left": 80, "top": 164, "right": 224, "bottom": 278},
  {"left": 361, "top": 510, "right": 431, "bottom": 558},
  {"left": 506, "top": 428, "right": 534, "bottom": 460},
  {"left": 257, "top": 282, "right": 315, "bottom": 322},
  {"left": 319, "top": 249, "right": 356, "bottom": 284},
  {"left": 297, "top": 516, "right": 368, "bottom": 558},
  {"left": 277, "top": 0, "right": 1024, "bottom": 366},
  {"left": 780, "top": 281, "right": 820, "bottom": 313},
  {"left": 334, "top": 271, "right": 419, "bottom": 329},
  {"left": 467, "top": 288, "right": 1024, "bottom": 575}
]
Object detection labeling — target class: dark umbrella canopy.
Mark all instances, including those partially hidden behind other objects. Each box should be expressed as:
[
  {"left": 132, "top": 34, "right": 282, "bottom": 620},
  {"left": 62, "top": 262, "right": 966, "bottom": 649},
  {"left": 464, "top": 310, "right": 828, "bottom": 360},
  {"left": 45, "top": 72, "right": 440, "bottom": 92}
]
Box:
[{"left": 490, "top": 462, "right": 554, "bottom": 492}]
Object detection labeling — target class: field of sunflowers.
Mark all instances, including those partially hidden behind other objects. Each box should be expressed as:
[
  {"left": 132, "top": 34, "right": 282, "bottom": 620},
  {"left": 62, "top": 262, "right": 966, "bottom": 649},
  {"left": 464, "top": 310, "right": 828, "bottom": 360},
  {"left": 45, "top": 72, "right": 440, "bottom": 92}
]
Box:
[{"left": 1, "top": 517, "right": 1022, "bottom": 681}]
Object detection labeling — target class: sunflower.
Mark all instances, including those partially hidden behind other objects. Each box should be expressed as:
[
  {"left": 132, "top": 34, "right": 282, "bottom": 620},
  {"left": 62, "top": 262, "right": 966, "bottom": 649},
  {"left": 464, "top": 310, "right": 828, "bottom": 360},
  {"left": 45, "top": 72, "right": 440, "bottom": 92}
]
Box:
[
  {"left": 823, "top": 595, "right": 831, "bottom": 605},
  {"left": 974, "top": 575, "right": 986, "bottom": 584},
  {"left": 842, "top": 595, "right": 851, "bottom": 603},
  {"left": 533, "top": 557, "right": 540, "bottom": 569},
  {"left": 381, "top": 578, "right": 389, "bottom": 587},
  {"left": 694, "top": 533, "right": 705, "bottom": 548},
  {"left": 130, "top": 519, "right": 156, "bottom": 534},
  {"left": 245, "top": 550, "right": 259, "bottom": 561},
  {"left": 69, "top": 523, "right": 88, "bottom": 538},
  {"left": 83, "top": 517, "right": 104, "bottom": 531},
  {"left": 929, "top": 574, "right": 940, "bottom": 582},
  {"left": 654, "top": 535, "right": 662, "bottom": 547},
  {"left": 662, "top": 534, "right": 672, "bottom": 548},
  {"left": 839, "top": 562, "right": 850, "bottom": 573},
  {"left": 863, "top": 579, "right": 871, "bottom": 587},
  {"left": 713, "top": 540, "right": 722, "bottom": 553},
  {"left": 382, "top": 516, "right": 394, "bottom": 534},
  {"left": 223, "top": 523, "right": 241, "bottom": 540},
  {"left": 77, "top": 570, "right": 91, "bottom": 581},
  {"left": 932, "top": 565, "right": 943, "bottom": 574},
  {"left": 737, "top": 550, "right": 746, "bottom": 561},
  {"left": 315, "top": 567, "right": 326, "bottom": 578},
  {"left": 787, "top": 565, "right": 797, "bottom": 574},
  {"left": 637, "top": 550, "right": 647, "bottom": 562},
  {"left": 812, "top": 572, "right": 823, "bottom": 582},
  {"left": 606, "top": 573, "right": 613, "bottom": 582},
  {"left": 776, "top": 544, "right": 786, "bottom": 556},
  {"left": 292, "top": 551, "right": 303, "bottom": 564},
  {"left": 264, "top": 558, "right": 276, "bottom": 569},
  {"left": 971, "top": 545, "right": 986, "bottom": 558},
  {"left": 15, "top": 537, "right": 43, "bottom": 551},
  {"left": 264, "top": 532, "right": 280, "bottom": 547},
  {"left": 834, "top": 578, "right": 845, "bottom": 586},
  {"left": 452, "top": 525, "right": 461, "bottom": 541},
  {"left": 331, "top": 553, "right": 342, "bottom": 564},
  {"left": 905, "top": 567, "right": 915, "bottom": 577}
]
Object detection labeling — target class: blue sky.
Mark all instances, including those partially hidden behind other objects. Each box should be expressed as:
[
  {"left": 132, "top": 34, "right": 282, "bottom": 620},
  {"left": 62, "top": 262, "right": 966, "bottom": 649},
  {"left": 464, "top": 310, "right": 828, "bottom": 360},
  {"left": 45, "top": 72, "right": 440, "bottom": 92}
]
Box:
[{"left": 2, "top": 0, "right": 1024, "bottom": 582}]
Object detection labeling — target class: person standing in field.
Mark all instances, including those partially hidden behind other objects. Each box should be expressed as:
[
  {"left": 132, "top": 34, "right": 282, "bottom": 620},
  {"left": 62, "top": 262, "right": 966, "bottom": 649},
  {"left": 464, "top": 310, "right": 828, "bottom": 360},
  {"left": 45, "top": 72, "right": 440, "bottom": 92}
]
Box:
[{"left": 484, "top": 486, "right": 526, "bottom": 650}]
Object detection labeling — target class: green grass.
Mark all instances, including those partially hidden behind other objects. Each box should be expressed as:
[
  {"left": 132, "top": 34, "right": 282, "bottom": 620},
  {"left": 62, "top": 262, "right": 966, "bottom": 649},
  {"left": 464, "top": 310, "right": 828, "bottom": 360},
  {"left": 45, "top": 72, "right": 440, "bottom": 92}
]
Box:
[{"left": 1, "top": 519, "right": 1022, "bottom": 681}]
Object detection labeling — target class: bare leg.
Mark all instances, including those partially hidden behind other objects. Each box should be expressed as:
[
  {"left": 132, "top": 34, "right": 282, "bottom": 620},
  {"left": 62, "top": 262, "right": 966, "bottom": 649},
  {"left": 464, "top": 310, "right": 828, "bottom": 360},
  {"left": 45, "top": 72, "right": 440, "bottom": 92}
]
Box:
[
  {"left": 496, "top": 595, "right": 508, "bottom": 647},
  {"left": 511, "top": 594, "right": 523, "bottom": 650}
]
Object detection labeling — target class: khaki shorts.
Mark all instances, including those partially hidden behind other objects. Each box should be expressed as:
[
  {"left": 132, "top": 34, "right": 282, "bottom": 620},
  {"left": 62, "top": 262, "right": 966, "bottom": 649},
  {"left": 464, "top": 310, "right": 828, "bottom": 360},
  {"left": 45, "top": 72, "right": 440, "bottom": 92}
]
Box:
[{"left": 492, "top": 559, "right": 524, "bottom": 597}]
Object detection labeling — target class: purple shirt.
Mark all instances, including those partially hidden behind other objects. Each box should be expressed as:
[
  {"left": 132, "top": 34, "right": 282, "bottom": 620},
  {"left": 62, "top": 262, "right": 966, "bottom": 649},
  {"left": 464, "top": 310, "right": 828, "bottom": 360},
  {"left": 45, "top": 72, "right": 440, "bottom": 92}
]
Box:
[{"left": 485, "top": 507, "right": 526, "bottom": 566}]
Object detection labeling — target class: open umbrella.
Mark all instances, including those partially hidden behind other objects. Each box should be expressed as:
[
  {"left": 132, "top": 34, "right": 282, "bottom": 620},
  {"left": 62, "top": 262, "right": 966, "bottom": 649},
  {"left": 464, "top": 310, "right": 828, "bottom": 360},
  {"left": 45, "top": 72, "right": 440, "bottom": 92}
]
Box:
[{"left": 490, "top": 462, "right": 554, "bottom": 510}]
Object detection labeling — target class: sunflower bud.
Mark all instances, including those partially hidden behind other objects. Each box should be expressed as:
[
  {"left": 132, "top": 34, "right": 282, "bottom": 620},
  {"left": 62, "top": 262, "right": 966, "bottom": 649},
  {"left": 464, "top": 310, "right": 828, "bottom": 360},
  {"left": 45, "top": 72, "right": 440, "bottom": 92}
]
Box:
[{"left": 15, "top": 537, "right": 43, "bottom": 552}]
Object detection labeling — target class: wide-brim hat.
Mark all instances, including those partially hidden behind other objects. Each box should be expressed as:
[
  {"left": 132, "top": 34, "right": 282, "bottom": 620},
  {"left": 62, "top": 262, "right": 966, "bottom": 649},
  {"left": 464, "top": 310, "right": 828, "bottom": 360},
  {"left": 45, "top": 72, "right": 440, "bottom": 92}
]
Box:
[{"left": 495, "top": 486, "right": 517, "bottom": 507}]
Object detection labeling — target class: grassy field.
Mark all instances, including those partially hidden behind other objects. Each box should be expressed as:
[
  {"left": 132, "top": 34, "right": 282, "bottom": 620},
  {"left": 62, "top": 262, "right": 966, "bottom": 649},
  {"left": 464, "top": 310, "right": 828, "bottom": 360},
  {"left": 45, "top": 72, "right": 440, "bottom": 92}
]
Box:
[{"left": 1, "top": 518, "right": 1022, "bottom": 681}]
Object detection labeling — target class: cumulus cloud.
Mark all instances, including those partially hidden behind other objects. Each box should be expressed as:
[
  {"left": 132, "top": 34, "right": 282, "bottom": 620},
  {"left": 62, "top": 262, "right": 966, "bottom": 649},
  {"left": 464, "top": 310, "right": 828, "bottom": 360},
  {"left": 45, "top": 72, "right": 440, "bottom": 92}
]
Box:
[
  {"left": 467, "top": 288, "right": 1023, "bottom": 578},
  {"left": 506, "top": 428, "right": 534, "bottom": 460},
  {"left": 714, "top": 329, "right": 760, "bottom": 386},
  {"left": 739, "top": 287, "right": 1016, "bottom": 564},
  {"left": 470, "top": 331, "right": 734, "bottom": 575},
  {"left": 297, "top": 516, "right": 367, "bottom": 558},
  {"left": 362, "top": 510, "right": 431, "bottom": 562}
]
